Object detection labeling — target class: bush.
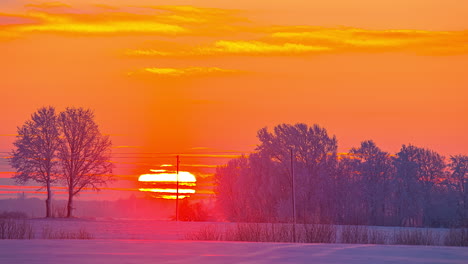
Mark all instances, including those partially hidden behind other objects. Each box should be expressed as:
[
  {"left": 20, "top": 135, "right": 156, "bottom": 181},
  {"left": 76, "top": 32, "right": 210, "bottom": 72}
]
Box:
[
  {"left": 0, "top": 211, "right": 28, "bottom": 219},
  {"left": 42, "top": 225, "right": 93, "bottom": 239},
  {"left": 186, "top": 223, "right": 466, "bottom": 247},
  {"left": 179, "top": 200, "right": 209, "bottom": 222},
  {"left": 445, "top": 228, "right": 468, "bottom": 247},
  {"left": 186, "top": 223, "right": 295, "bottom": 242},
  {"left": 303, "top": 224, "right": 336, "bottom": 243},
  {"left": 185, "top": 225, "right": 223, "bottom": 241},
  {"left": 341, "top": 225, "right": 369, "bottom": 244},
  {"left": 267, "top": 224, "right": 294, "bottom": 242},
  {"left": 227, "top": 223, "right": 266, "bottom": 242},
  {"left": 368, "top": 229, "right": 387, "bottom": 244},
  {"left": 0, "top": 219, "right": 34, "bottom": 239},
  {"left": 393, "top": 228, "right": 436, "bottom": 246}
]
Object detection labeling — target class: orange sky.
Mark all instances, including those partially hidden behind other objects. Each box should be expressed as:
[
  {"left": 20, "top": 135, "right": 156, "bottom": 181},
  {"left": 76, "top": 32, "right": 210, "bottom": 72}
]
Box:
[{"left": 0, "top": 0, "right": 467, "bottom": 200}]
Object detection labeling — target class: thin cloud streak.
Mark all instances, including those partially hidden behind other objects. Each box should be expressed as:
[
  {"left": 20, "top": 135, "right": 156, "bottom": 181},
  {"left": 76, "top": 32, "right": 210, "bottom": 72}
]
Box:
[
  {"left": 126, "top": 28, "right": 468, "bottom": 57},
  {"left": 25, "top": 2, "right": 72, "bottom": 9},
  {"left": 126, "top": 40, "right": 330, "bottom": 57},
  {"left": 15, "top": 14, "right": 187, "bottom": 34},
  {"left": 0, "top": 3, "right": 245, "bottom": 36},
  {"left": 1, "top": 9, "right": 188, "bottom": 35},
  {"left": 205, "top": 40, "right": 330, "bottom": 55},
  {"left": 131, "top": 67, "right": 240, "bottom": 77},
  {"left": 269, "top": 27, "right": 468, "bottom": 55}
]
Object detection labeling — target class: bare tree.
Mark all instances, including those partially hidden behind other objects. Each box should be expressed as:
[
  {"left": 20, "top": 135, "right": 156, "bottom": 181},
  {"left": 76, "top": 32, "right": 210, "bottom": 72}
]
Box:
[
  {"left": 10, "top": 106, "right": 60, "bottom": 217},
  {"left": 57, "top": 107, "right": 113, "bottom": 217}
]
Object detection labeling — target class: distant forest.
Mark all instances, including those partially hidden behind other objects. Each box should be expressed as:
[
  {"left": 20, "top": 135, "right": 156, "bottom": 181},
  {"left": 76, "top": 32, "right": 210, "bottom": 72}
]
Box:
[{"left": 215, "top": 123, "right": 467, "bottom": 228}]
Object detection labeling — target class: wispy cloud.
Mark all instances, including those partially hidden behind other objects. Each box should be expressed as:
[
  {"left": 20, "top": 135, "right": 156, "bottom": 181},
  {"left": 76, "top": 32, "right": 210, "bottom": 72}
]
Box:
[
  {"left": 134, "top": 5, "right": 245, "bottom": 24},
  {"left": 11, "top": 12, "right": 187, "bottom": 34},
  {"left": 5, "top": 3, "right": 465, "bottom": 56},
  {"left": 0, "top": 3, "right": 245, "bottom": 37},
  {"left": 126, "top": 40, "right": 330, "bottom": 57},
  {"left": 207, "top": 40, "right": 330, "bottom": 54},
  {"left": 25, "top": 2, "right": 71, "bottom": 9},
  {"left": 130, "top": 67, "right": 240, "bottom": 77},
  {"left": 268, "top": 27, "right": 468, "bottom": 55},
  {"left": 126, "top": 27, "right": 468, "bottom": 57},
  {"left": 1, "top": 8, "right": 188, "bottom": 36},
  {"left": 191, "top": 147, "right": 210, "bottom": 150},
  {"left": 92, "top": 4, "right": 119, "bottom": 11}
]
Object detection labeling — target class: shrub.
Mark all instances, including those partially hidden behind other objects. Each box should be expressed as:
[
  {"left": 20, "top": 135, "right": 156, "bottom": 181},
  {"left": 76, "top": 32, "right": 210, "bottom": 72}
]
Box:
[
  {"left": 42, "top": 225, "right": 93, "bottom": 239},
  {"left": 0, "top": 219, "right": 34, "bottom": 239},
  {"left": 228, "top": 223, "right": 265, "bottom": 242},
  {"left": 303, "top": 224, "right": 336, "bottom": 243},
  {"left": 0, "top": 211, "right": 28, "bottom": 219},
  {"left": 444, "top": 228, "right": 468, "bottom": 247},
  {"left": 341, "top": 225, "right": 369, "bottom": 244},
  {"left": 185, "top": 225, "right": 224, "bottom": 241},
  {"left": 267, "top": 224, "right": 294, "bottom": 243},
  {"left": 368, "top": 229, "right": 387, "bottom": 244},
  {"left": 393, "top": 228, "right": 435, "bottom": 246}
]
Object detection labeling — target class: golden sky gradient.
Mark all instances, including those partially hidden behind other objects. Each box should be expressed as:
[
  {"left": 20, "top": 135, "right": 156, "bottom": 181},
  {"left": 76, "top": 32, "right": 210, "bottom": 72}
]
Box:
[{"left": 0, "top": 0, "right": 467, "bottom": 200}]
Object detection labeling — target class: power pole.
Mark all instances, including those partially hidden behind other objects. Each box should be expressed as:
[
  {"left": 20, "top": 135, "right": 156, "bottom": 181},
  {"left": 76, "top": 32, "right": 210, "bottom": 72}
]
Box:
[
  {"left": 290, "top": 148, "right": 296, "bottom": 242},
  {"left": 176, "top": 155, "right": 180, "bottom": 222}
]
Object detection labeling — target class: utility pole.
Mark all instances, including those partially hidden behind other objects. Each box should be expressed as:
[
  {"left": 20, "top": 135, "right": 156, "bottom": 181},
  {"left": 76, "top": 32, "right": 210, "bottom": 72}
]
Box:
[
  {"left": 176, "top": 155, "right": 180, "bottom": 222},
  {"left": 290, "top": 148, "right": 296, "bottom": 243}
]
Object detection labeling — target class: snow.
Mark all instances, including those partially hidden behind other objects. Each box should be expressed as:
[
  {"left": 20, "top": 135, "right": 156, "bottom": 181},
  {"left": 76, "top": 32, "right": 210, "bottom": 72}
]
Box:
[{"left": 1, "top": 240, "right": 467, "bottom": 264}]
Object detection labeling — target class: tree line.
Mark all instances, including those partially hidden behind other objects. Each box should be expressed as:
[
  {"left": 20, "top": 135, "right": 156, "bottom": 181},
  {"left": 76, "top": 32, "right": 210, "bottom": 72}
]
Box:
[
  {"left": 10, "top": 107, "right": 113, "bottom": 218},
  {"left": 215, "top": 123, "right": 467, "bottom": 227}
]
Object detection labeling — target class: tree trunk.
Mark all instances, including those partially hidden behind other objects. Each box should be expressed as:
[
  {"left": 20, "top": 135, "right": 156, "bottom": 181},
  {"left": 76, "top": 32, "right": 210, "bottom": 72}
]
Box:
[
  {"left": 46, "top": 181, "right": 51, "bottom": 218},
  {"left": 67, "top": 189, "right": 73, "bottom": 218}
]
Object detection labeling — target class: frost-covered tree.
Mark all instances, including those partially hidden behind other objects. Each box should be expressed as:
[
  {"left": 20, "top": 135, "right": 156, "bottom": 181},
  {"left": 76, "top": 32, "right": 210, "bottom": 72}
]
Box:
[
  {"left": 10, "top": 106, "right": 60, "bottom": 217},
  {"left": 215, "top": 156, "right": 250, "bottom": 221},
  {"left": 256, "top": 123, "right": 338, "bottom": 223},
  {"left": 449, "top": 155, "right": 468, "bottom": 226},
  {"left": 57, "top": 107, "right": 113, "bottom": 217},
  {"left": 216, "top": 123, "right": 338, "bottom": 223},
  {"left": 215, "top": 123, "right": 462, "bottom": 227},
  {"left": 394, "top": 145, "right": 446, "bottom": 226},
  {"left": 348, "top": 140, "right": 395, "bottom": 225}
]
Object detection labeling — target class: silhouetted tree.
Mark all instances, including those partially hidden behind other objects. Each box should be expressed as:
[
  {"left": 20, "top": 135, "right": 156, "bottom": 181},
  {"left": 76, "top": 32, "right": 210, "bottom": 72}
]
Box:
[
  {"left": 257, "top": 123, "right": 338, "bottom": 223},
  {"left": 178, "top": 199, "right": 209, "bottom": 221},
  {"left": 349, "top": 140, "right": 395, "bottom": 225},
  {"left": 216, "top": 123, "right": 338, "bottom": 223},
  {"left": 450, "top": 155, "right": 468, "bottom": 226},
  {"left": 394, "top": 145, "right": 446, "bottom": 226},
  {"left": 215, "top": 156, "right": 250, "bottom": 221},
  {"left": 10, "top": 107, "right": 60, "bottom": 217},
  {"left": 215, "top": 123, "right": 462, "bottom": 227},
  {"left": 57, "top": 107, "right": 113, "bottom": 217}
]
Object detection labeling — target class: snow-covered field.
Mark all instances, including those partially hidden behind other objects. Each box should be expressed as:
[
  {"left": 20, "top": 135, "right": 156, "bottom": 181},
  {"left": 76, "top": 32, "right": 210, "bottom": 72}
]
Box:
[
  {"left": 1, "top": 218, "right": 466, "bottom": 263},
  {"left": 1, "top": 239, "right": 467, "bottom": 264}
]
